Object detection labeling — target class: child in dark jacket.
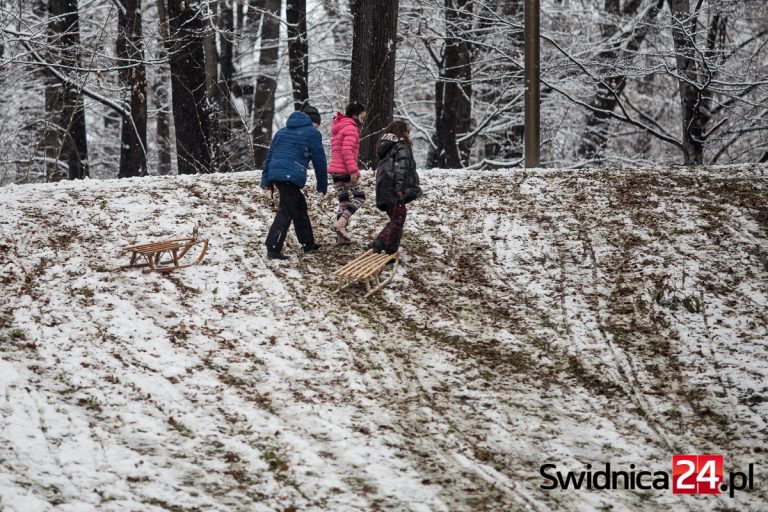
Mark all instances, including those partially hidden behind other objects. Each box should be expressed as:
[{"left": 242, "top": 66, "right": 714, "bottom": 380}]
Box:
[
  {"left": 367, "top": 121, "right": 422, "bottom": 255},
  {"left": 261, "top": 105, "right": 328, "bottom": 260}
]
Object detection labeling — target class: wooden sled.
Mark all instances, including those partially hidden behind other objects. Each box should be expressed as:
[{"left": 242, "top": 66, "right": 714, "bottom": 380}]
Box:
[
  {"left": 122, "top": 237, "right": 209, "bottom": 273},
  {"left": 334, "top": 249, "right": 399, "bottom": 297}
]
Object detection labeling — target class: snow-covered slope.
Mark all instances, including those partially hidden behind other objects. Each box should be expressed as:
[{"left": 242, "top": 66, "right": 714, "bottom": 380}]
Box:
[{"left": 1, "top": 166, "right": 766, "bottom": 511}]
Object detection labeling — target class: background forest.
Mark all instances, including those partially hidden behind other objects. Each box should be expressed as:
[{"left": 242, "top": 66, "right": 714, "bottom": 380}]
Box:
[{"left": 1, "top": 0, "right": 766, "bottom": 184}]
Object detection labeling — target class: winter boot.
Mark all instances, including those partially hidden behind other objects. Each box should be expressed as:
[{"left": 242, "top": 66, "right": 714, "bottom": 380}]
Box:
[
  {"left": 336, "top": 232, "right": 353, "bottom": 245},
  {"left": 334, "top": 216, "right": 352, "bottom": 242},
  {"left": 303, "top": 243, "right": 322, "bottom": 254},
  {"left": 267, "top": 251, "right": 290, "bottom": 260}
]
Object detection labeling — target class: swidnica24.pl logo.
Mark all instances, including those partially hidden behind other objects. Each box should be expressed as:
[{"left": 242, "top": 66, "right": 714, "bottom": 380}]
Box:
[{"left": 539, "top": 454, "right": 755, "bottom": 498}]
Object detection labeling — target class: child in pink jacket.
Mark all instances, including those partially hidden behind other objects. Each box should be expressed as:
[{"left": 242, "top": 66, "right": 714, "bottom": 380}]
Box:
[{"left": 328, "top": 101, "right": 366, "bottom": 243}]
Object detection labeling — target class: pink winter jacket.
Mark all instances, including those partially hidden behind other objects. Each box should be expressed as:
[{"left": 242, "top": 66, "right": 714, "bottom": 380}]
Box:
[{"left": 328, "top": 113, "right": 361, "bottom": 176}]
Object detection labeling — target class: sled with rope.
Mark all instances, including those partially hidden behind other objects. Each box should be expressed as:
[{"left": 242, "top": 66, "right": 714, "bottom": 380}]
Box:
[
  {"left": 333, "top": 249, "right": 399, "bottom": 297},
  {"left": 122, "top": 226, "right": 209, "bottom": 273}
]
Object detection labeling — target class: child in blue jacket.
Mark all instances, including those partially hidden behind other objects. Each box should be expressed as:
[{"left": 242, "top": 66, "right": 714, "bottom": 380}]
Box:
[{"left": 261, "top": 106, "right": 328, "bottom": 260}]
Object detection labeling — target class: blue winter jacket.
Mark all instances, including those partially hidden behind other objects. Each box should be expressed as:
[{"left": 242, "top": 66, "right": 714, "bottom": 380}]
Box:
[{"left": 260, "top": 112, "right": 328, "bottom": 194}]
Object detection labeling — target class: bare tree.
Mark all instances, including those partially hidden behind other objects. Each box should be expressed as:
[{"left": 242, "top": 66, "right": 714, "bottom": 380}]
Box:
[
  {"left": 427, "top": 0, "right": 473, "bottom": 168},
  {"left": 542, "top": 0, "right": 767, "bottom": 166},
  {"left": 666, "top": 0, "right": 733, "bottom": 165},
  {"left": 45, "top": 0, "right": 88, "bottom": 180},
  {"left": 577, "top": 0, "right": 664, "bottom": 164},
  {"left": 667, "top": 0, "right": 705, "bottom": 164},
  {"left": 407, "top": 0, "right": 526, "bottom": 168}
]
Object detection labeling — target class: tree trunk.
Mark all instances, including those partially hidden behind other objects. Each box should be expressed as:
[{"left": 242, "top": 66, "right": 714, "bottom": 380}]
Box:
[
  {"left": 167, "top": 0, "right": 215, "bottom": 174},
  {"left": 116, "top": 0, "right": 148, "bottom": 178},
  {"left": 252, "top": 0, "right": 281, "bottom": 169},
  {"left": 220, "top": 1, "right": 235, "bottom": 94},
  {"left": 237, "top": 0, "right": 246, "bottom": 36},
  {"left": 349, "top": 0, "right": 399, "bottom": 167},
  {"left": 203, "top": 3, "right": 220, "bottom": 102},
  {"left": 668, "top": 0, "right": 705, "bottom": 165},
  {"left": 287, "top": 0, "right": 309, "bottom": 110},
  {"left": 45, "top": 0, "right": 88, "bottom": 181},
  {"left": 155, "top": 0, "right": 173, "bottom": 175},
  {"left": 435, "top": 0, "right": 473, "bottom": 168}
]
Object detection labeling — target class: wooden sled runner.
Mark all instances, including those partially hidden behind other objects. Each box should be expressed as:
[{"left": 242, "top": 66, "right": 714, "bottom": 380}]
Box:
[
  {"left": 334, "top": 249, "right": 399, "bottom": 297},
  {"left": 122, "top": 237, "right": 209, "bottom": 273}
]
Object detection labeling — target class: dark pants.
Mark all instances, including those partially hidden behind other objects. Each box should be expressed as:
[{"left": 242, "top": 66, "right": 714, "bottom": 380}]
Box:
[
  {"left": 376, "top": 201, "right": 407, "bottom": 254},
  {"left": 265, "top": 181, "right": 315, "bottom": 253}
]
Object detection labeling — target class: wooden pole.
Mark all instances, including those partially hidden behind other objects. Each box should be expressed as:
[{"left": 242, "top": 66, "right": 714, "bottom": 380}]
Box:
[{"left": 524, "top": 0, "right": 541, "bottom": 168}]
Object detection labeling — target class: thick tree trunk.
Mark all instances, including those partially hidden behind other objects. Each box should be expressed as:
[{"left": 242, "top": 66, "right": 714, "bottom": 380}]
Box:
[
  {"left": 116, "top": 0, "right": 148, "bottom": 178},
  {"left": 668, "top": 0, "right": 705, "bottom": 165},
  {"left": 287, "top": 0, "right": 309, "bottom": 110},
  {"left": 45, "top": 0, "right": 88, "bottom": 181},
  {"left": 252, "top": 0, "right": 281, "bottom": 168},
  {"left": 348, "top": 0, "right": 369, "bottom": 107},
  {"left": 349, "top": 0, "right": 399, "bottom": 167},
  {"left": 435, "top": 0, "right": 473, "bottom": 168},
  {"left": 167, "top": 0, "right": 215, "bottom": 174}
]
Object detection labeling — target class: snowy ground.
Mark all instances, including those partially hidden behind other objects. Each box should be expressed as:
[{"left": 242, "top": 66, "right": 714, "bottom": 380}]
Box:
[{"left": 0, "top": 166, "right": 767, "bottom": 511}]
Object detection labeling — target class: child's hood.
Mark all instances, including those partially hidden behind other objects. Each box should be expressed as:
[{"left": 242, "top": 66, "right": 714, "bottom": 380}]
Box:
[{"left": 331, "top": 113, "right": 359, "bottom": 136}]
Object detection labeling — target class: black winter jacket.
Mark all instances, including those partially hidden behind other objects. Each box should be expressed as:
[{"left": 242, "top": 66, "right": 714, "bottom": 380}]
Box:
[{"left": 375, "top": 134, "right": 423, "bottom": 209}]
